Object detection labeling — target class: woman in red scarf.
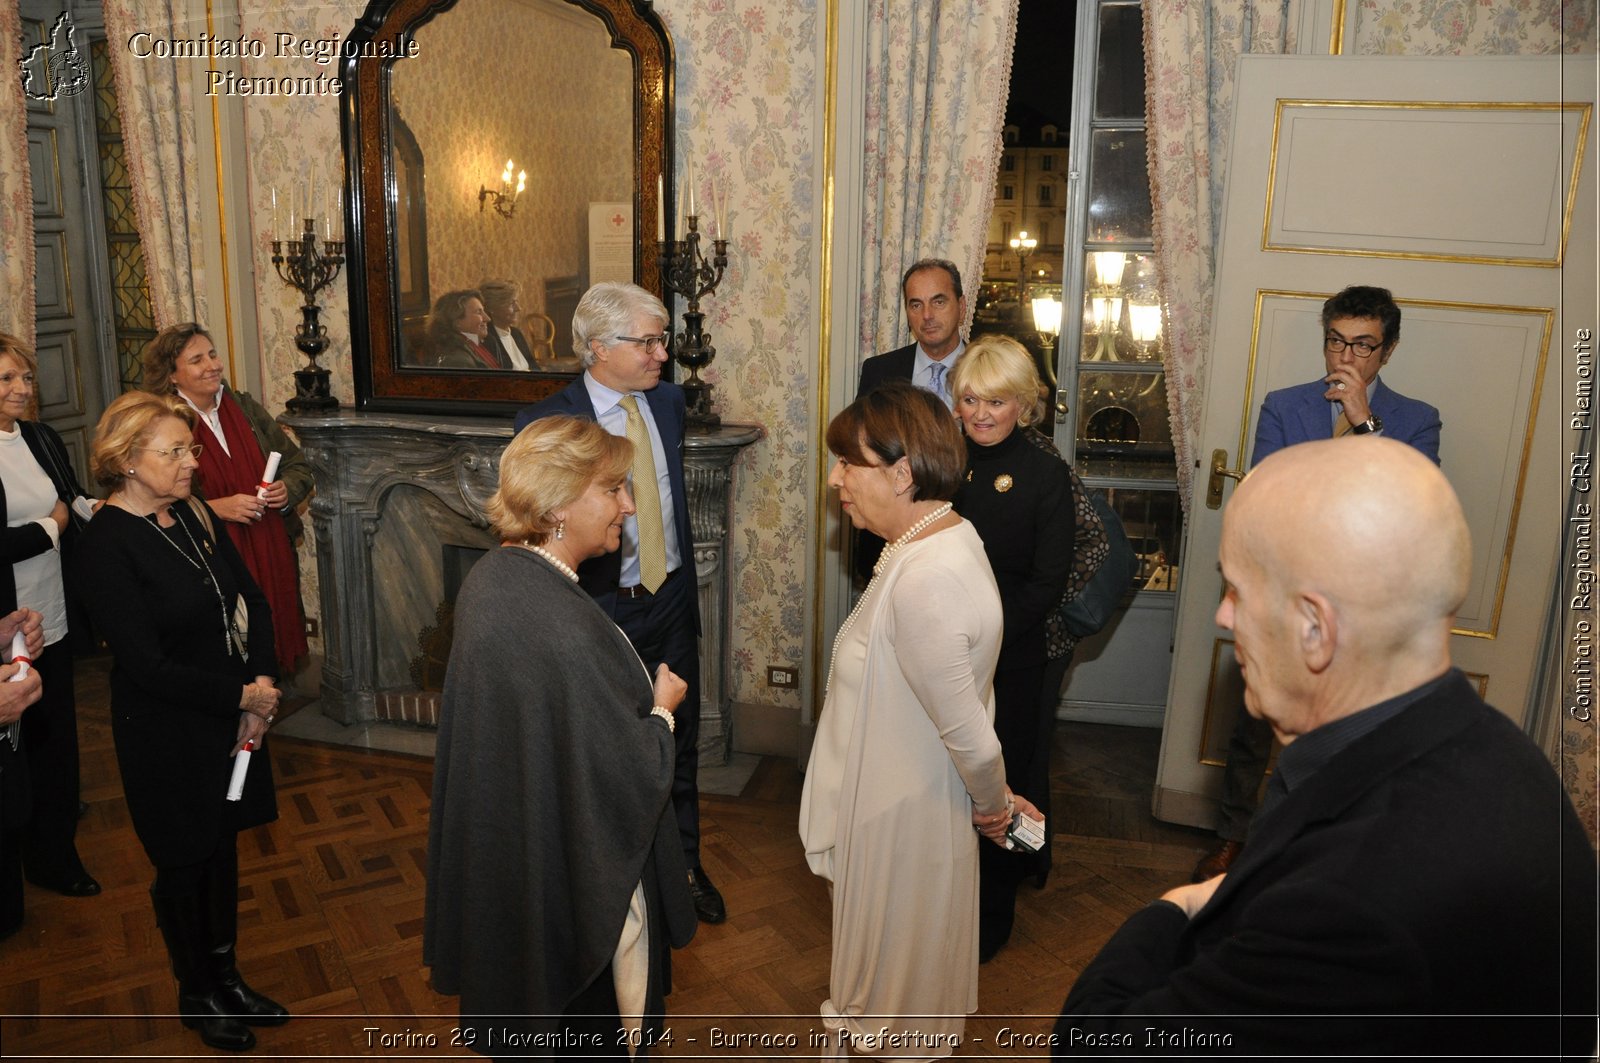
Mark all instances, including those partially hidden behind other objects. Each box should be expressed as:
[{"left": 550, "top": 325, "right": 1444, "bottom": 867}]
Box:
[{"left": 141, "top": 325, "right": 310, "bottom": 675}]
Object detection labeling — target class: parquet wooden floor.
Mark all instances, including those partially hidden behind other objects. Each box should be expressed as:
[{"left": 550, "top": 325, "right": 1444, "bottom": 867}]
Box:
[{"left": 0, "top": 656, "right": 1213, "bottom": 1060}]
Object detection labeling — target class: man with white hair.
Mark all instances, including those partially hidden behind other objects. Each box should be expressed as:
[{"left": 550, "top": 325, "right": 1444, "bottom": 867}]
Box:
[
  {"left": 515, "top": 282, "right": 725, "bottom": 924},
  {"left": 1055, "top": 438, "right": 1597, "bottom": 1058}
]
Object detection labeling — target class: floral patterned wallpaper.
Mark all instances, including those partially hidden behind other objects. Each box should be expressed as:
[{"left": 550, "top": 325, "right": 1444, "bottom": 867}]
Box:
[
  {"left": 393, "top": 0, "right": 633, "bottom": 317},
  {"left": 1354, "top": 0, "right": 1595, "bottom": 54},
  {"left": 233, "top": 0, "right": 817, "bottom": 712}
]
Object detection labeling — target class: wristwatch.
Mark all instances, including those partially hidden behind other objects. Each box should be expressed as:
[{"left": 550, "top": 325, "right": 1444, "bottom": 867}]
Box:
[{"left": 1350, "top": 413, "right": 1383, "bottom": 435}]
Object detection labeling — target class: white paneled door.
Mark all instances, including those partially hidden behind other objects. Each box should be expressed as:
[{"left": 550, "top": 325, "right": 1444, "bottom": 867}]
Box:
[{"left": 1155, "top": 55, "right": 1595, "bottom": 828}]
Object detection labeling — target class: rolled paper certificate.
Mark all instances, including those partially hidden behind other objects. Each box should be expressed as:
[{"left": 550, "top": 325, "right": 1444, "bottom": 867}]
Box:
[
  {"left": 7, "top": 630, "right": 31, "bottom": 681},
  {"left": 226, "top": 740, "right": 255, "bottom": 801},
  {"left": 256, "top": 452, "right": 283, "bottom": 501}
]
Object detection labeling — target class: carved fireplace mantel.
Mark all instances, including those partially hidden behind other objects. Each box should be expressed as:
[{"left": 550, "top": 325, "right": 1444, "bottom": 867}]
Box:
[{"left": 282, "top": 409, "right": 762, "bottom": 766}]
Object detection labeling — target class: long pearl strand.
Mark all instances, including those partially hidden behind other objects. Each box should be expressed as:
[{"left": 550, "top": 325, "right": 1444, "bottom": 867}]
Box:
[
  {"left": 521, "top": 541, "right": 579, "bottom": 582},
  {"left": 826, "top": 502, "right": 953, "bottom": 695}
]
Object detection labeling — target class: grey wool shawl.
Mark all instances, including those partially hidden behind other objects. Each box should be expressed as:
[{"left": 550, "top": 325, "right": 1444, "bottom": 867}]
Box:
[{"left": 423, "top": 547, "right": 695, "bottom": 1038}]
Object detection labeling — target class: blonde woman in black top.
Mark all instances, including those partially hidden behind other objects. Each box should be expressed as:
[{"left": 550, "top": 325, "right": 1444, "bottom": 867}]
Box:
[{"left": 949, "top": 335, "right": 1075, "bottom": 963}]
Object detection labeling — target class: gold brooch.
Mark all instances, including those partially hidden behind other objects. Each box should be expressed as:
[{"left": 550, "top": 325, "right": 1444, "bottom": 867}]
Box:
[
  {"left": 965, "top": 469, "right": 973, "bottom": 482},
  {"left": 994, "top": 474, "right": 1013, "bottom": 493}
]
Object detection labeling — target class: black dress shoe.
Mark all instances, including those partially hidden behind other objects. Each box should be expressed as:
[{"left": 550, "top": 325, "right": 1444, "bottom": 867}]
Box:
[
  {"left": 687, "top": 867, "right": 726, "bottom": 924},
  {"left": 26, "top": 871, "right": 100, "bottom": 897},
  {"left": 77, "top": 800, "right": 89, "bottom": 819},
  {"left": 179, "top": 992, "right": 257, "bottom": 1051}
]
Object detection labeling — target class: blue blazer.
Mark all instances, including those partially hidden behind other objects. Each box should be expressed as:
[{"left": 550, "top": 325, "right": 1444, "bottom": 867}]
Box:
[
  {"left": 514, "top": 376, "right": 700, "bottom": 630},
  {"left": 1252, "top": 377, "right": 1442, "bottom": 468}
]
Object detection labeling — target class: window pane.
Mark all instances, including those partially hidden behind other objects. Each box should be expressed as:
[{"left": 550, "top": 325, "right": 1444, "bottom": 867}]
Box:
[
  {"left": 1095, "top": 3, "right": 1146, "bottom": 120},
  {"left": 1075, "top": 369, "right": 1174, "bottom": 479},
  {"left": 1087, "top": 130, "right": 1151, "bottom": 240},
  {"left": 1101, "top": 487, "right": 1183, "bottom": 590}
]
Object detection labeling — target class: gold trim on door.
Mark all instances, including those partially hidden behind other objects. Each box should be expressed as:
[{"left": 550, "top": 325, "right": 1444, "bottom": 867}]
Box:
[{"left": 1261, "top": 100, "right": 1591, "bottom": 267}]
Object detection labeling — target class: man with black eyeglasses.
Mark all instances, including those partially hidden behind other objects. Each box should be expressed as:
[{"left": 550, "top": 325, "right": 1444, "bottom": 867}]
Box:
[{"left": 1191, "top": 284, "right": 1442, "bottom": 883}]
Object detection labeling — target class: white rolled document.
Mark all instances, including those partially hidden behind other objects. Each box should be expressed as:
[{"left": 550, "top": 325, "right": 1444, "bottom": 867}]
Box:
[
  {"left": 256, "top": 452, "right": 283, "bottom": 501},
  {"left": 226, "top": 740, "right": 255, "bottom": 801},
  {"left": 7, "top": 630, "right": 30, "bottom": 681}
]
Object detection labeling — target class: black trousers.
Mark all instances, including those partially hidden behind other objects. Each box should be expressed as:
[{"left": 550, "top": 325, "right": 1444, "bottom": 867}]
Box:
[
  {"left": 20, "top": 640, "right": 85, "bottom": 882},
  {"left": 980, "top": 660, "right": 1047, "bottom": 940},
  {"left": 613, "top": 569, "right": 702, "bottom": 868},
  {"left": 1216, "top": 710, "right": 1275, "bottom": 843}
]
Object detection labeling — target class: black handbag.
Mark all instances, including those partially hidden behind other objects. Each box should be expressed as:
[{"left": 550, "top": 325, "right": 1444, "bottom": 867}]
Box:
[{"left": 1060, "top": 488, "right": 1137, "bottom": 638}]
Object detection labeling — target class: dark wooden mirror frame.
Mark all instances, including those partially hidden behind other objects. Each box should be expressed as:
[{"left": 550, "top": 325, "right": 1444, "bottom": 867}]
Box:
[{"left": 340, "top": 0, "right": 674, "bottom": 414}]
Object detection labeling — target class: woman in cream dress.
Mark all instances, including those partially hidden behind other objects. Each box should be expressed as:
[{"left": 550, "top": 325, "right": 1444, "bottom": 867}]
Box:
[{"left": 800, "top": 382, "right": 1040, "bottom": 1059}]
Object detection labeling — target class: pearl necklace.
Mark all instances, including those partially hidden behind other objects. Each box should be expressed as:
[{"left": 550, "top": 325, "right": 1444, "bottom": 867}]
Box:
[
  {"left": 519, "top": 542, "right": 579, "bottom": 582},
  {"left": 826, "top": 502, "right": 954, "bottom": 695}
]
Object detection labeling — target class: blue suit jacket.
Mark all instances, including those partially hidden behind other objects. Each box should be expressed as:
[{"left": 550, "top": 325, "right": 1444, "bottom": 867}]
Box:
[
  {"left": 1252, "top": 376, "right": 1441, "bottom": 468},
  {"left": 514, "top": 376, "right": 700, "bottom": 629}
]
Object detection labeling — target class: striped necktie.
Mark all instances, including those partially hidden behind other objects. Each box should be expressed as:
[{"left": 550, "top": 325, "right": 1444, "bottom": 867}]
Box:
[{"left": 619, "top": 395, "right": 668, "bottom": 593}]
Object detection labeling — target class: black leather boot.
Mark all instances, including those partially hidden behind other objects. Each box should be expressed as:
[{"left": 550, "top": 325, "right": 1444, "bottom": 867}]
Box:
[
  {"left": 149, "top": 887, "right": 256, "bottom": 1051},
  {"left": 204, "top": 847, "right": 289, "bottom": 1026}
]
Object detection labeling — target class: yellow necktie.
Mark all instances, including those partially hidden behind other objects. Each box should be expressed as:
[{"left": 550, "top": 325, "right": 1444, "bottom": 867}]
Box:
[
  {"left": 620, "top": 395, "right": 668, "bottom": 593},
  {"left": 1333, "top": 406, "right": 1354, "bottom": 438}
]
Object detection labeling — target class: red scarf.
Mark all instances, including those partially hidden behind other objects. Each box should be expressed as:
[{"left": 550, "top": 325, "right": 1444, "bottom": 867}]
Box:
[{"left": 191, "top": 390, "right": 308, "bottom": 674}]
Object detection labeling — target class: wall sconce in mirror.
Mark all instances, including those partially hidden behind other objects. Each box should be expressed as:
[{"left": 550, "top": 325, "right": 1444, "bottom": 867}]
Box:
[{"left": 479, "top": 159, "right": 527, "bottom": 219}]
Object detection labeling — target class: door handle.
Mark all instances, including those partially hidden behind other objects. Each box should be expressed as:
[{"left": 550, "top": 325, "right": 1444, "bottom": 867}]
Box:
[
  {"left": 1206, "top": 448, "right": 1245, "bottom": 510},
  {"left": 1054, "top": 390, "right": 1069, "bottom": 424}
]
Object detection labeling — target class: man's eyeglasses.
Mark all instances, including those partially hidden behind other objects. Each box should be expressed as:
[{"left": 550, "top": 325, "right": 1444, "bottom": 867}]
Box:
[
  {"left": 615, "top": 333, "right": 671, "bottom": 353},
  {"left": 1323, "top": 333, "right": 1384, "bottom": 358},
  {"left": 137, "top": 444, "right": 204, "bottom": 461}
]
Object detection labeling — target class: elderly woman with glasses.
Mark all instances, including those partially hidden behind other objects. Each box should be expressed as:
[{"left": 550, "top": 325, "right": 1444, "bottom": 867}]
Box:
[{"left": 76, "top": 391, "right": 285, "bottom": 1052}]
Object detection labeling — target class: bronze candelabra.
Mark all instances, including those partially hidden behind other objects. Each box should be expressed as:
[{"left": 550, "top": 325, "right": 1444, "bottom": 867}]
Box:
[
  {"left": 659, "top": 211, "right": 728, "bottom": 428},
  {"left": 272, "top": 218, "right": 344, "bottom": 412}
]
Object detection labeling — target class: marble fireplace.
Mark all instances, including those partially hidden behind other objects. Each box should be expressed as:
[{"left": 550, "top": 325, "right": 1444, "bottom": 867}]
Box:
[{"left": 282, "top": 409, "right": 761, "bottom": 766}]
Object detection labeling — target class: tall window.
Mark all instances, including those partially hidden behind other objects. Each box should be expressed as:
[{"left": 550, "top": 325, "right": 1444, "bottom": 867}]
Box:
[{"left": 1065, "top": 0, "right": 1182, "bottom": 594}]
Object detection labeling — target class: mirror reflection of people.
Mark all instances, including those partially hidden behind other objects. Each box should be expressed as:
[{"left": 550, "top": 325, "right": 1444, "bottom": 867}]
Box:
[
  {"left": 478, "top": 279, "right": 535, "bottom": 370},
  {"left": 513, "top": 283, "right": 725, "bottom": 926},
  {"left": 948, "top": 336, "right": 1075, "bottom": 963},
  {"left": 1055, "top": 438, "right": 1596, "bottom": 1058},
  {"left": 0, "top": 333, "right": 101, "bottom": 913},
  {"left": 1192, "top": 285, "right": 1443, "bottom": 883},
  {"left": 142, "top": 324, "right": 311, "bottom": 676},
  {"left": 801, "top": 381, "right": 1038, "bottom": 1057},
  {"left": 424, "top": 415, "right": 696, "bottom": 1052},
  {"left": 77, "top": 392, "right": 286, "bottom": 1052},
  {"left": 426, "top": 289, "right": 498, "bottom": 370}
]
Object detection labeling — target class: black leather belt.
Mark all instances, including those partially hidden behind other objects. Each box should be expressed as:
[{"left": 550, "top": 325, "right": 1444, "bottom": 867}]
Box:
[{"left": 617, "top": 567, "right": 681, "bottom": 599}]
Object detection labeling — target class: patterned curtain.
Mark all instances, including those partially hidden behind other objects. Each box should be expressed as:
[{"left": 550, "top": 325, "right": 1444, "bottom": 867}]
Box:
[
  {"left": 0, "top": 3, "right": 35, "bottom": 341},
  {"left": 102, "top": 0, "right": 208, "bottom": 328},
  {"left": 856, "top": 0, "right": 1019, "bottom": 363},
  {"left": 1142, "top": 0, "right": 1299, "bottom": 510}
]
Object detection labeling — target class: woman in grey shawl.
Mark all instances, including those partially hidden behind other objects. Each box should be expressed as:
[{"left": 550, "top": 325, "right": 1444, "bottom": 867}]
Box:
[{"left": 424, "top": 416, "right": 696, "bottom": 1059}]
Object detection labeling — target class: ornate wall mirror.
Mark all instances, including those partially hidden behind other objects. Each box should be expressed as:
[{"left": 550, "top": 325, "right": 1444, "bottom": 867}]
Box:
[{"left": 341, "top": 0, "right": 673, "bottom": 413}]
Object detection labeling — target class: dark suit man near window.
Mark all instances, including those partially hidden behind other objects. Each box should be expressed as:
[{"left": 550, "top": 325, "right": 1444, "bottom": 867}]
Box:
[
  {"left": 514, "top": 282, "right": 725, "bottom": 924},
  {"left": 853, "top": 258, "right": 968, "bottom": 578},
  {"left": 1193, "top": 285, "right": 1443, "bottom": 882},
  {"left": 1056, "top": 438, "right": 1597, "bottom": 1060},
  {"left": 857, "top": 258, "right": 969, "bottom": 405}
]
